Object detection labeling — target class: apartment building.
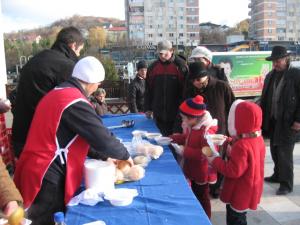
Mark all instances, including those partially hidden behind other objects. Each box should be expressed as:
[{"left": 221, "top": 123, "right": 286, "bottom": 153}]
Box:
[
  {"left": 249, "top": 0, "right": 300, "bottom": 41},
  {"left": 125, "top": 0, "right": 200, "bottom": 46}
]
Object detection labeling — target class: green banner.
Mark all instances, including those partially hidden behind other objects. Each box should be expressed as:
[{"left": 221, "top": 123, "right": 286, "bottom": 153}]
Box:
[{"left": 212, "top": 52, "right": 273, "bottom": 97}]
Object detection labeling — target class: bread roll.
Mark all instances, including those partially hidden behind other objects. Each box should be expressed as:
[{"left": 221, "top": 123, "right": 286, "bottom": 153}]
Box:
[
  {"left": 117, "top": 160, "right": 131, "bottom": 174},
  {"left": 127, "top": 165, "right": 145, "bottom": 181},
  {"left": 136, "top": 143, "right": 150, "bottom": 155},
  {"left": 133, "top": 155, "right": 149, "bottom": 165},
  {"left": 148, "top": 145, "right": 163, "bottom": 159},
  {"left": 115, "top": 169, "right": 124, "bottom": 182},
  {"left": 202, "top": 146, "right": 213, "bottom": 157}
]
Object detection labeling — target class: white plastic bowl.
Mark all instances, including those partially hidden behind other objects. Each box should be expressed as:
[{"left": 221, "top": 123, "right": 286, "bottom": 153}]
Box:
[
  {"left": 131, "top": 130, "right": 148, "bottom": 137},
  {"left": 145, "top": 132, "right": 162, "bottom": 140},
  {"left": 154, "top": 136, "right": 172, "bottom": 146},
  {"left": 206, "top": 134, "right": 226, "bottom": 145},
  {"left": 104, "top": 188, "right": 138, "bottom": 207}
]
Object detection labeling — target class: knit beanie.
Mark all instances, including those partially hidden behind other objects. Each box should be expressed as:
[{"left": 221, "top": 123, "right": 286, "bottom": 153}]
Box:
[
  {"left": 179, "top": 95, "right": 206, "bottom": 117},
  {"left": 136, "top": 60, "right": 147, "bottom": 70},
  {"left": 188, "top": 62, "right": 209, "bottom": 80},
  {"left": 189, "top": 46, "right": 213, "bottom": 62},
  {"left": 72, "top": 56, "right": 105, "bottom": 83}
]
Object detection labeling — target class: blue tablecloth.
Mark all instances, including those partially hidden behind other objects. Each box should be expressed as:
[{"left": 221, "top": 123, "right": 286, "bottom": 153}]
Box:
[{"left": 65, "top": 114, "right": 212, "bottom": 225}]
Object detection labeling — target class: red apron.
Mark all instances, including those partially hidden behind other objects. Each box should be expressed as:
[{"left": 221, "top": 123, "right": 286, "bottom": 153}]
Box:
[{"left": 14, "top": 87, "right": 91, "bottom": 208}]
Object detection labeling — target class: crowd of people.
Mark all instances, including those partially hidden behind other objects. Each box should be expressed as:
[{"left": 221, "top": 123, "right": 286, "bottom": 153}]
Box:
[{"left": 1, "top": 26, "right": 300, "bottom": 225}]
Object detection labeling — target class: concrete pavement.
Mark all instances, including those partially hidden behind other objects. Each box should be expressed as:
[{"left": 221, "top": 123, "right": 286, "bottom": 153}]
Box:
[{"left": 211, "top": 141, "right": 300, "bottom": 225}]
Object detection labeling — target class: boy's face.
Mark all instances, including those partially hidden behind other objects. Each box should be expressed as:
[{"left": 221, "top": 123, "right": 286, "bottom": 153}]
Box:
[{"left": 180, "top": 114, "right": 198, "bottom": 127}]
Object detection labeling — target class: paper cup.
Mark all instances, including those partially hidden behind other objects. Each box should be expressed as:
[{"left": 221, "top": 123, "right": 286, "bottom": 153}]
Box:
[{"left": 84, "top": 160, "right": 115, "bottom": 194}]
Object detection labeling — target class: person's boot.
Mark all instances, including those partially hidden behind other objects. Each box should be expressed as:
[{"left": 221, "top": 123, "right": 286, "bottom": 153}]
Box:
[
  {"left": 276, "top": 183, "right": 292, "bottom": 195},
  {"left": 264, "top": 175, "right": 279, "bottom": 183}
]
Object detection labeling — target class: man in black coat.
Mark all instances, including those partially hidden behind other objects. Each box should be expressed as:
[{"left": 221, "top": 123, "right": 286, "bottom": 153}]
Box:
[
  {"left": 261, "top": 46, "right": 300, "bottom": 195},
  {"left": 183, "top": 62, "right": 235, "bottom": 135},
  {"left": 128, "top": 60, "right": 147, "bottom": 113},
  {"left": 12, "top": 26, "right": 85, "bottom": 158}
]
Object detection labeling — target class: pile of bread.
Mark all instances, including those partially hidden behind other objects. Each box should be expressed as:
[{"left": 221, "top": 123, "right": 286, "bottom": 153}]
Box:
[
  {"left": 135, "top": 143, "right": 163, "bottom": 159},
  {"left": 114, "top": 143, "right": 164, "bottom": 183},
  {"left": 115, "top": 160, "right": 145, "bottom": 183}
]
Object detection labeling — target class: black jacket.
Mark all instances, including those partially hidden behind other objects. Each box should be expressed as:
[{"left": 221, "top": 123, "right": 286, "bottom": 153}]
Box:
[
  {"left": 183, "top": 77, "right": 235, "bottom": 134},
  {"left": 260, "top": 67, "right": 300, "bottom": 145},
  {"left": 208, "top": 64, "right": 228, "bottom": 82},
  {"left": 46, "top": 78, "right": 130, "bottom": 183},
  {"left": 12, "top": 42, "right": 79, "bottom": 157},
  {"left": 145, "top": 55, "right": 188, "bottom": 122},
  {"left": 128, "top": 76, "right": 145, "bottom": 113}
]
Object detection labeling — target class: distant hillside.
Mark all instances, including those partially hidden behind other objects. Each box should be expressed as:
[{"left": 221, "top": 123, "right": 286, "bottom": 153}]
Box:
[
  {"left": 50, "top": 15, "right": 125, "bottom": 30},
  {"left": 5, "top": 15, "right": 125, "bottom": 39}
]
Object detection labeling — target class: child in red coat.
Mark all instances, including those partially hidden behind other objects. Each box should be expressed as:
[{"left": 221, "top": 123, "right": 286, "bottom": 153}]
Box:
[
  {"left": 170, "top": 95, "right": 218, "bottom": 218},
  {"left": 207, "top": 100, "right": 266, "bottom": 225}
]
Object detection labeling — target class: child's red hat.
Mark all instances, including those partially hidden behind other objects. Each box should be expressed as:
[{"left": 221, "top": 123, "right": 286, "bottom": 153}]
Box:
[{"left": 179, "top": 95, "right": 206, "bottom": 117}]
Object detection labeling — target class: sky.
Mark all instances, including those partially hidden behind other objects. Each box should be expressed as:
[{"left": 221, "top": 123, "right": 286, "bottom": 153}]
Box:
[{"left": 1, "top": 0, "right": 250, "bottom": 33}]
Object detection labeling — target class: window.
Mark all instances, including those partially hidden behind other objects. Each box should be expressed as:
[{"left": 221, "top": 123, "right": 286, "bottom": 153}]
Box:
[
  {"left": 180, "top": 24, "right": 184, "bottom": 29},
  {"left": 268, "top": 29, "right": 272, "bottom": 33},
  {"left": 278, "top": 36, "right": 284, "bottom": 41},
  {"left": 190, "top": 33, "right": 196, "bottom": 37},
  {"left": 277, "top": 28, "right": 286, "bottom": 33},
  {"left": 148, "top": 34, "right": 153, "bottom": 38},
  {"left": 179, "top": 33, "right": 184, "bottom": 37},
  {"left": 159, "top": 33, "right": 163, "bottom": 37},
  {"left": 268, "top": 20, "right": 272, "bottom": 25},
  {"left": 169, "top": 33, "right": 174, "bottom": 37},
  {"left": 289, "top": 38, "right": 294, "bottom": 41}
]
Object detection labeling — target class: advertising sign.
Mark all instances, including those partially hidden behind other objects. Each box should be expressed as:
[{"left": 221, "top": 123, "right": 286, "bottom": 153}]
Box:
[{"left": 212, "top": 51, "right": 272, "bottom": 97}]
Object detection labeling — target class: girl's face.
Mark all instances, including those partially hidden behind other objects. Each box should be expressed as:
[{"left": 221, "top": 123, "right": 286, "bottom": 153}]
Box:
[
  {"left": 96, "top": 94, "right": 106, "bottom": 102},
  {"left": 180, "top": 114, "right": 198, "bottom": 127}
]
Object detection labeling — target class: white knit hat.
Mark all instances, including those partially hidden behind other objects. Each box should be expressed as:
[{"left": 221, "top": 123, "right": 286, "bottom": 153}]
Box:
[
  {"left": 72, "top": 56, "right": 105, "bottom": 83},
  {"left": 189, "top": 46, "right": 213, "bottom": 62}
]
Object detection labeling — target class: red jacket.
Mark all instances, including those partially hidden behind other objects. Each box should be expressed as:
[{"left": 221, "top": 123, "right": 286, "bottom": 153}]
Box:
[
  {"left": 14, "top": 88, "right": 91, "bottom": 208},
  {"left": 212, "top": 100, "right": 265, "bottom": 211},
  {"left": 171, "top": 124, "right": 218, "bottom": 184}
]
